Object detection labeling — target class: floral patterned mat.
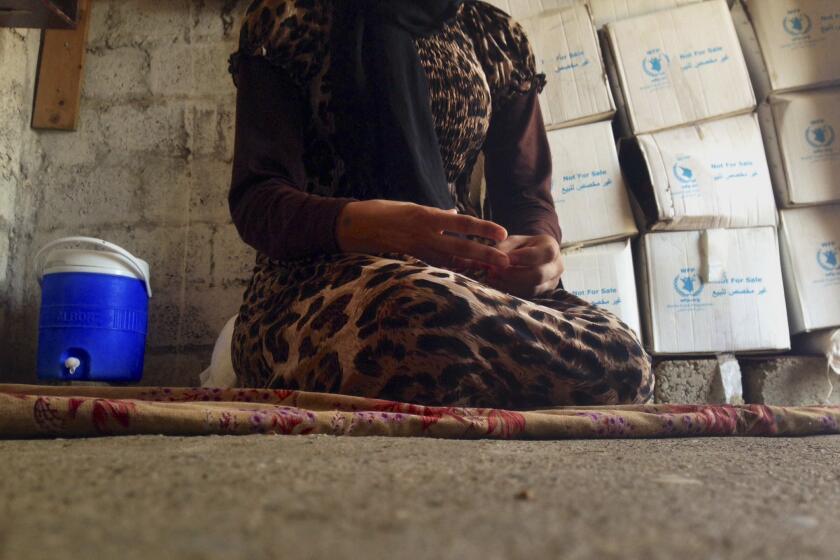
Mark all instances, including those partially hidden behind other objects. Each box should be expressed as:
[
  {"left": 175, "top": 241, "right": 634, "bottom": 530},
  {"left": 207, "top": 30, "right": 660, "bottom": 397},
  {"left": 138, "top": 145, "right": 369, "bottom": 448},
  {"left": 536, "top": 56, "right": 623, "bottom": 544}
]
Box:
[{"left": 1, "top": 384, "right": 839, "bottom": 439}]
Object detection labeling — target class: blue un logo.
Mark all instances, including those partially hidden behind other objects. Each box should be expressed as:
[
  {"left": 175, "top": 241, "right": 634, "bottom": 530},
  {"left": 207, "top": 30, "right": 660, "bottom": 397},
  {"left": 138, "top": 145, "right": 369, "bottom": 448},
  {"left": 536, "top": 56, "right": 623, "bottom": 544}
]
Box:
[
  {"left": 817, "top": 246, "right": 840, "bottom": 273},
  {"left": 806, "top": 123, "right": 835, "bottom": 149},
  {"left": 642, "top": 52, "right": 669, "bottom": 78},
  {"left": 673, "top": 270, "right": 703, "bottom": 297},
  {"left": 672, "top": 162, "right": 695, "bottom": 184},
  {"left": 783, "top": 12, "right": 812, "bottom": 36}
]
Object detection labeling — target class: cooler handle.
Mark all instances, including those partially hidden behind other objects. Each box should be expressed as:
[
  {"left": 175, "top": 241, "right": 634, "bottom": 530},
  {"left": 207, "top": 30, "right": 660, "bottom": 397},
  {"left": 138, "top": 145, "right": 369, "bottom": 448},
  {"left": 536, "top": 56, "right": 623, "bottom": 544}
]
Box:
[{"left": 34, "top": 236, "right": 153, "bottom": 298}]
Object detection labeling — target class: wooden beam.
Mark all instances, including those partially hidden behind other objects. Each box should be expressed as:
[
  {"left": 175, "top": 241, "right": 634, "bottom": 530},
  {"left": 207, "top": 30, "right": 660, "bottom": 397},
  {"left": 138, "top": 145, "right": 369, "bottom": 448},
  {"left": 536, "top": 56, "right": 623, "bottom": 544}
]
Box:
[
  {"left": 31, "top": 0, "right": 90, "bottom": 130},
  {"left": 0, "top": 1, "right": 77, "bottom": 29}
]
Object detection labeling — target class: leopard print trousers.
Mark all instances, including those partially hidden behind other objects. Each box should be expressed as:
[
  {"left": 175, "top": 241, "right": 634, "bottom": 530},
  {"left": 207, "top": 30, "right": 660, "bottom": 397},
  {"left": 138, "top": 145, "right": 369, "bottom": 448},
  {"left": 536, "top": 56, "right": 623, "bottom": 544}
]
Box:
[{"left": 232, "top": 252, "right": 653, "bottom": 408}]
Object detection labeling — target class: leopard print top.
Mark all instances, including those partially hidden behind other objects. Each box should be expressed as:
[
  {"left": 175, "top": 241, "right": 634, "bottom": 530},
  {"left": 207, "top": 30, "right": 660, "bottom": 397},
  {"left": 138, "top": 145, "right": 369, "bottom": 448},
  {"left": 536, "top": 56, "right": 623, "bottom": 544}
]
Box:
[{"left": 230, "top": 0, "right": 546, "bottom": 217}]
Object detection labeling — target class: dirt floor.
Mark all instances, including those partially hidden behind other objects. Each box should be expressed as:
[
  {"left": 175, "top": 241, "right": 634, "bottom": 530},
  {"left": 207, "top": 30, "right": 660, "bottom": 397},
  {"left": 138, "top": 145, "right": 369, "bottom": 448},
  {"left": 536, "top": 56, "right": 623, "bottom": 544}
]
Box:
[{"left": 2, "top": 435, "right": 840, "bottom": 560}]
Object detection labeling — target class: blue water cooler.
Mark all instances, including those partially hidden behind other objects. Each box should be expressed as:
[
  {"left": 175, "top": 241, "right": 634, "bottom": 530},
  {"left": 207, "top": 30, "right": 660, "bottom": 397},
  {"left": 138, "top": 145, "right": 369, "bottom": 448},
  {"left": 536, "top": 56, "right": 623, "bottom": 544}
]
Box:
[{"left": 35, "top": 237, "right": 152, "bottom": 383}]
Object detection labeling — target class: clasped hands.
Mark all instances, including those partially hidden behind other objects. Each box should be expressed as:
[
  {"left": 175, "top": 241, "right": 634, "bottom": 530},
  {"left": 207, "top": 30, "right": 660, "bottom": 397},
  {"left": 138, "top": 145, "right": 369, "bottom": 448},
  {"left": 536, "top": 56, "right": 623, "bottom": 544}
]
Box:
[{"left": 336, "top": 199, "right": 564, "bottom": 298}]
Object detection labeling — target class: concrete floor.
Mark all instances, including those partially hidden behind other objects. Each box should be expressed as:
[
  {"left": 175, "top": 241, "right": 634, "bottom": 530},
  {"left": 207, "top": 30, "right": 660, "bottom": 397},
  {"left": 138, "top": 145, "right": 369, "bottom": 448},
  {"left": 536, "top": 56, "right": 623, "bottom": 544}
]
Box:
[{"left": 2, "top": 435, "right": 840, "bottom": 560}]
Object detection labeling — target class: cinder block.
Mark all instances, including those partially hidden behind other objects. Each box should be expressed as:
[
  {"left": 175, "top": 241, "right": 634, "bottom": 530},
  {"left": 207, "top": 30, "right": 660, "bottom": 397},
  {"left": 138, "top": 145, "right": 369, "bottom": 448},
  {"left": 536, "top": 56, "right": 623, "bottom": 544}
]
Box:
[
  {"left": 38, "top": 106, "right": 101, "bottom": 167},
  {"left": 86, "top": 223, "right": 210, "bottom": 291},
  {"left": 187, "top": 101, "right": 235, "bottom": 160},
  {"left": 0, "top": 29, "right": 34, "bottom": 79},
  {"left": 145, "top": 288, "right": 184, "bottom": 349},
  {"left": 654, "top": 356, "right": 744, "bottom": 404},
  {"left": 99, "top": 102, "right": 189, "bottom": 156},
  {"left": 188, "top": 0, "right": 250, "bottom": 43},
  {"left": 138, "top": 156, "right": 192, "bottom": 225},
  {"left": 35, "top": 160, "right": 142, "bottom": 231},
  {"left": 192, "top": 42, "right": 238, "bottom": 96},
  {"left": 149, "top": 43, "right": 194, "bottom": 97},
  {"left": 184, "top": 285, "right": 243, "bottom": 345},
  {"left": 150, "top": 41, "right": 236, "bottom": 97},
  {"left": 1, "top": 285, "right": 41, "bottom": 382},
  {"left": 142, "top": 347, "right": 212, "bottom": 387},
  {"left": 0, "top": 230, "right": 9, "bottom": 285},
  {"left": 189, "top": 157, "right": 232, "bottom": 223},
  {"left": 184, "top": 223, "right": 215, "bottom": 285},
  {"left": 107, "top": 0, "right": 191, "bottom": 48},
  {"left": 0, "top": 177, "right": 16, "bottom": 224},
  {"left": 149, "top": 284, "right": 242, "bottom": 348},
  {"left": 0, "top": 84, "right": 26, "bottom": 205},
  {"left": 212, "top": 223, "right": 255, "bottom": 287},
  {"left": 0, "top": 81, "right": 25, "bottom": 129},
  {"left": 82, "top": 46, "right": 150, "bottom": 100},
  {"left": 85, "top": 0, "right": 112, "bottom": 48},
  {"left": 742, "top": 356, "right": 840, "bottom": 406}
]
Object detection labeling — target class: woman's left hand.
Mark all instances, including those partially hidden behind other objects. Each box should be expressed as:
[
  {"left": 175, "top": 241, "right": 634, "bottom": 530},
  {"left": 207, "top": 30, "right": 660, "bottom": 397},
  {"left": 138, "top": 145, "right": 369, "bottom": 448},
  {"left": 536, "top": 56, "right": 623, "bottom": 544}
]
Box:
[{"left": 486, "top": 234, "right": 564, "bottom": 298}]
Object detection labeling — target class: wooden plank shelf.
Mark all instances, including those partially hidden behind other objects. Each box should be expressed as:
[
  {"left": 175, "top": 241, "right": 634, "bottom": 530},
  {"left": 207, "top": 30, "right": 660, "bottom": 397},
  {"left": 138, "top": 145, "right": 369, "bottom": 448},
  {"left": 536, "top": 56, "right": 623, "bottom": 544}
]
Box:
[
  {"left": 0, "top": 0, "right": 78, "bottom": 29},
  {"left": 30, "top": 0, "right": 90, "bottom": 130}
]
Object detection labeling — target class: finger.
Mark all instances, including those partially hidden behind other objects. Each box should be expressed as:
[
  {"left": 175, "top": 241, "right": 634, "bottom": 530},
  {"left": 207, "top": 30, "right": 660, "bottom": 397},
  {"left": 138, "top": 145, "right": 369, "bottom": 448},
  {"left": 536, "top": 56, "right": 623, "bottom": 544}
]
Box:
[
  {"left": 432, "top": 211, "right": 507, "bottom": 242},
  {"left": 430, "top": 234, "right": 510, "bottom": 268},
  {"left": 501, "top": 256, "right": 565, "bottom": 286},
  {"left": 508, "top": 244, "right": 555, "bottom": 267},
  {"left": 495, "top": 235, "right": 528, "bottom": 254}
]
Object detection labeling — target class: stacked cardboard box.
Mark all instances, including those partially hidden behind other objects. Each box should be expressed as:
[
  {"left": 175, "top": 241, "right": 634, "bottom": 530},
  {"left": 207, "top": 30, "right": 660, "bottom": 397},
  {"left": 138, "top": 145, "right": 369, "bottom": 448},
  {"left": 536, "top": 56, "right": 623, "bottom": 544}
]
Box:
[
  {"left": 521, "top": 3, "right": 615, "bottom": 129},
  {"left": 481, "top": 0, "right": 643, "bottom": 334},
  {"left": 603, "top": 0, "right": 790, "bottom": 355},
  {"left": 526, "top": 4, "right": 643, "bottom": 333},
  {"left": 588, "top": 0, "right": 703, "bottom": 29},
  {"left": 733, "top": 0, "right": 840, "bottom": 342},
  {"left": 562, "top": 240, "right": 642, "bottom": 335},
  {"left": 485, "top": 0, "right": 705, "bottom": 28},
  {"left": 778, "top": 206, "right": 840, "bottom": 334},
  {"left": 484, "top": 0, "right": 840, "bottom": 353}
]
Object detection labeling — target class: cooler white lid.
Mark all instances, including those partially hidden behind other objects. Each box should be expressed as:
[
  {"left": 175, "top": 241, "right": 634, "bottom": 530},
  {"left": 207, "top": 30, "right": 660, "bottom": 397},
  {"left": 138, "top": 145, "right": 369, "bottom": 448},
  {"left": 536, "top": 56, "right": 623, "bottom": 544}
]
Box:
[
  {"left": 36, "top": 237, "right": 152, "bottom": 297},
  {"left": 42, "top": 248, "right": 150, "bottom": 282}
]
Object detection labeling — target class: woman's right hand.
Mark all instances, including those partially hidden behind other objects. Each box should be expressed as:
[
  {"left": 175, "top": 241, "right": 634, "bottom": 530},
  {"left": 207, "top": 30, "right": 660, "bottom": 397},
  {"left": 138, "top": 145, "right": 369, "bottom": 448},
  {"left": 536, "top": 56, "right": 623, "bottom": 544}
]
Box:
[{"left": 335, "top": 199, "right": 510, "bottom": 270}]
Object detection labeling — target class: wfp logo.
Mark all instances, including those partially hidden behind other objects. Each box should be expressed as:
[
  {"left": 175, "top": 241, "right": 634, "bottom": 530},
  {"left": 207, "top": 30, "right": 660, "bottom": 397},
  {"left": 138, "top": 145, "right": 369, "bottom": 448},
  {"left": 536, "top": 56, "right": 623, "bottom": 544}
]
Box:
[
  {"left": 642, "top": 50, "right": 669, "bottom": 79},
  {"left": 674, "top": 270, "right": 703, "bottom": 297},
  {"left": 783, "top": 11, "right": 812, "bottom": 36},
  {"left": 806, "top": 122, "right": 835, "bottom": 149},
  {"left": 817, "top": 244, "right": 840, "bottom": 273},
  {"left": 672, "top": 162, "right": 695, "bottom": 184}
]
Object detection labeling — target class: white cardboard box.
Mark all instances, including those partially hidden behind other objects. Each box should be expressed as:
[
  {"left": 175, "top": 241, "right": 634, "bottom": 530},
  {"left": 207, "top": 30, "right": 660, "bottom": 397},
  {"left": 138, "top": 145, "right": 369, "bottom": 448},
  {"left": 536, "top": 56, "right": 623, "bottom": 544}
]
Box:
[
  {"left": 604, "top": 0, "right": 755, "bottom": 135},
  {"left": 731, "top": 0, "right": 773, "bottom": 102},
  {"left": 741, "top": 0, "right": 840, "bottom": 98},
  {"left": 588, "top": 0, "right": 702, "bottom": 29},
  {"left": 561, "top": 239, "right": 642, "bottom": 336},
  {"left": 636, "top": 227, "right": 790, "bottom": 355},
  {"left": 758, "top": 88, "right": 840, "bottom": 208},
  {"left": 547, "top": 120, "right": 637, "bottom": 246},
  {"left": 779, "top": 205, "right": 840, "bottom": 334},
  {"left": 619, "top": 113, "right": 777, "bottom": 231},
  {"left": 521, "top": 4, "right": 615, "bottom": 128},
  {"left": 482, "top": 0, "right": 580, "bottom": 20}
]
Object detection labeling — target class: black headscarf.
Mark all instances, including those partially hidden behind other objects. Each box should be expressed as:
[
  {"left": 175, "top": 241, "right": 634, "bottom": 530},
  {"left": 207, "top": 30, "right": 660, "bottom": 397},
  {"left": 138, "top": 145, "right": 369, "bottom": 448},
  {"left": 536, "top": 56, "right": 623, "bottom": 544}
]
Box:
[{"left": 331, "top": 0, "right": 463, "bottom": 209}]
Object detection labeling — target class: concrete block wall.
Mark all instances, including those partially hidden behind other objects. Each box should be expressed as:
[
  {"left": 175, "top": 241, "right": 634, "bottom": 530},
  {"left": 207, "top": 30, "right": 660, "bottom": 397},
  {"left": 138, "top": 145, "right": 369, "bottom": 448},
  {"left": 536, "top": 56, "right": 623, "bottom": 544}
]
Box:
[
  {"left": 0, "top": 0, "right": 253, "bottom": 386},
  {"left": 0, "top": 27, "right": 41, "bottom": 379},
  {"left": 742, "top": 357, "right": 840, "bottom": 406}
]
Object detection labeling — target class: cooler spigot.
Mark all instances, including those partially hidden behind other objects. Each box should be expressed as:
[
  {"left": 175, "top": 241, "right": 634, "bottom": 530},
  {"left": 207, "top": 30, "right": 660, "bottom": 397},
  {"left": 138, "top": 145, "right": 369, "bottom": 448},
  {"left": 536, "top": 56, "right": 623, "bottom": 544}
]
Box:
[{"left": 64, "top": 357, "right": 81, "bottom": 375}]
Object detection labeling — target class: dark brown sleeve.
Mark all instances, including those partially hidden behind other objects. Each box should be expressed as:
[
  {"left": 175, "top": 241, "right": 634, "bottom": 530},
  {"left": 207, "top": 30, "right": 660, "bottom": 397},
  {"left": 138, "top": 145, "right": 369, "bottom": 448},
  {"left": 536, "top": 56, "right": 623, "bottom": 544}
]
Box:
[
  {"left": 483, "top": 89, "right": 561, "bottom": 245},
  {"left": 229, "top": 55, "right": 356, "bottom": 261}
]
